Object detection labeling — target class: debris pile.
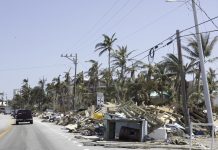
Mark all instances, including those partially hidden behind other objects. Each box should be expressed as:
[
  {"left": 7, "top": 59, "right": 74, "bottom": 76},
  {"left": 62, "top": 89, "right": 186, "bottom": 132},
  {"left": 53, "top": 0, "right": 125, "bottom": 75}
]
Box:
[
  {"left": 36, "top": 100, "right": 216, "bottom": 149},
  {"left": 117, "top": 101, "right": 183, "bottom": 133}
]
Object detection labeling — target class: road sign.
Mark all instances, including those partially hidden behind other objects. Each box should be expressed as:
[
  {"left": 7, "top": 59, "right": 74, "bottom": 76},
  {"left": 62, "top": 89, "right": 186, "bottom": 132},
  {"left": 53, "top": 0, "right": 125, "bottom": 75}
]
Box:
[{"left": 97, "top": 92, "right": 104, "bottom": 106}]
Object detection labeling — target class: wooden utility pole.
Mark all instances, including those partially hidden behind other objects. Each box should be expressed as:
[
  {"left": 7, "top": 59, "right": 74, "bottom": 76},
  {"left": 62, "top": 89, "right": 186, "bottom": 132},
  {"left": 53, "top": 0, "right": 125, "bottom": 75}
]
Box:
[
  {"left": 61, "top": 53, "right": 78, "bottom": 110},
  {"left": 73, "top": 53, "right": 77, "bottom": 110},
  {"left": 176, "top": 30, "right": 190, "bottom": 133}
]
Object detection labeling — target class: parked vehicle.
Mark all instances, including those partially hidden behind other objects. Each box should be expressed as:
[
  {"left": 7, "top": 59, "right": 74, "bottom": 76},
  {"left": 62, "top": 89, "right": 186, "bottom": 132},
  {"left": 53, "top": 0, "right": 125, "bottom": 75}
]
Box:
[
  {"left": 16, "top": 109, "right": 33, "bottom": 125},
  {"left": 12, "top": 109, "right": 19, "bottom": 118}
]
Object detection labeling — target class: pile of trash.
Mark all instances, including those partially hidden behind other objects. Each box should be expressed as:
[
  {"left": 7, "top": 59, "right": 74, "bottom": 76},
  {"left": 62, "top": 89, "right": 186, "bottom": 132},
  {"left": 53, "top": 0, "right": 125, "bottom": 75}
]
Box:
[
  {"left": 38, "top": 107, "right": 105, "bottom": 137},
  {"left": 36, "top": 100, "right": 216, "bottom": 148},
  {"left": 116, "top": 101, "right": 183, "bottom": 133}
]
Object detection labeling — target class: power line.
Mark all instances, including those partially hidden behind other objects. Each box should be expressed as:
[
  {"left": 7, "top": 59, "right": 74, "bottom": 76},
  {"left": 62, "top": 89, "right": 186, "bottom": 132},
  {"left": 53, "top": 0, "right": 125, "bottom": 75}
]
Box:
[
  {"left": 131, "top": 42, "right": 171, "bottom": 67},
  {"left": 141, "top": 38, "right": 176, "bottom": 61},
  {"left": 127, "top": 38, "right": 176, "bottom": 68},
  {"left": 76, "top": 0, "right": 188, "bottom": 52},
  {"left": 128, "top": 28, "right": 218, "bottom": 66},
  {"left": 75, "top": 0, "right": 131, "bottom": 50},
  {"left": 180, "top": 29, "right": 218, "bottom": 38},
  {"left": 71, "top": 0, "right": 120, "bottom": 49},
  {"left": 122, "top": 15, "right": 218, "bottom": 67},
  {"left": 129, "top": 33, "right": 176, "bottom": 60},
  {"left": 180, "top": 15, "right": 218, "bottom": 33},
  {"left": 121, "top": 0, "right": 190, "bottom": 40},
  {"left": 193, "top": 0, "right": 218, "bottom": 29},
  {"left": 106, "top": 0, "right": 144, "bottom": 31}
]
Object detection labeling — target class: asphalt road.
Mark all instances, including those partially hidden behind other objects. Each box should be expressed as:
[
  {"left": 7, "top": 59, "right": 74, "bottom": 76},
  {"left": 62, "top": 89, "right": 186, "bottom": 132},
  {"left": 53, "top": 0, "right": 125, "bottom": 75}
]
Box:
[
  {"left": 0, "top": 115, "right": 83, "bottom": 150},
  {"left": 0, "top": 114, "right": 145, "bottom": 150}
]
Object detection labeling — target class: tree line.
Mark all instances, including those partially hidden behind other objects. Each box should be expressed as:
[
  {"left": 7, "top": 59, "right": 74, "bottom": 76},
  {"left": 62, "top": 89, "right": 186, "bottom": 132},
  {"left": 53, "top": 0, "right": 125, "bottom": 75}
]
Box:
[{"left": 10, "top": 33, "right": 218, "bottom": 115}]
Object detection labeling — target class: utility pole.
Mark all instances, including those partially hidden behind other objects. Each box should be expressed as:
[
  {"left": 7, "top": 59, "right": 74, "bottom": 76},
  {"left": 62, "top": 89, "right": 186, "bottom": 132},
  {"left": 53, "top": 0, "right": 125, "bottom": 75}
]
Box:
[
  {"left": 191, "top": 0, "right": 213, "bottom": 125},
  {"left": 61, "top": 53, "right": 78, "bottom": 110},
  {"left": 176, "top": 30, "right": 190, "bottom": 133}
]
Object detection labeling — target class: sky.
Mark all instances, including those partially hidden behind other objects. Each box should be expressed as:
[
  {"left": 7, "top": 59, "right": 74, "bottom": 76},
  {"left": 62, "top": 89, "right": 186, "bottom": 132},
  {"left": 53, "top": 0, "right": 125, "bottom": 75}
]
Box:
[{"left": 0, "top": 0, "right": 218, "bottom": 99}]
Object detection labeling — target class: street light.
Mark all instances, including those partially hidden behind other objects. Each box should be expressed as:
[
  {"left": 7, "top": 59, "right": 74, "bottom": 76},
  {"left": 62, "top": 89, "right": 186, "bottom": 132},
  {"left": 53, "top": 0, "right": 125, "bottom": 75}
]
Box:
[
  {"left": 61, "top": 53, "right": 78, "bottom": 110},
  {"left": 166, "top": 0, "right": 213, "bottom": 125}
]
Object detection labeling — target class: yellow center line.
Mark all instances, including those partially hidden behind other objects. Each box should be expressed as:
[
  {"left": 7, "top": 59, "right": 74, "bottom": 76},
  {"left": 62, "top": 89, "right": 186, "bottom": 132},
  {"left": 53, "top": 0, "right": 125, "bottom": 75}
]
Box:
[{"left": 0, "top": 118, "right": 14, "bottom": 139}]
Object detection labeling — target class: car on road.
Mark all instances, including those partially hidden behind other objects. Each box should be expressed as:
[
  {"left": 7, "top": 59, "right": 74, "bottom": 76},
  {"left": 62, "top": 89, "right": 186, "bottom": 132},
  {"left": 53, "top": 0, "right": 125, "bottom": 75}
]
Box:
[{"left": 16, "top": 109, "right": 33, "bottom": 125}]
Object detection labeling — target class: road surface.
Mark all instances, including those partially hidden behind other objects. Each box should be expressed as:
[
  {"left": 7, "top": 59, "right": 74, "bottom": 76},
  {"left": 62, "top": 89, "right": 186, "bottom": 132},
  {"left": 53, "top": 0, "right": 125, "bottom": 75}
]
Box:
[{"left": 0, "top": 114, "right": 145, "bottom": 150}]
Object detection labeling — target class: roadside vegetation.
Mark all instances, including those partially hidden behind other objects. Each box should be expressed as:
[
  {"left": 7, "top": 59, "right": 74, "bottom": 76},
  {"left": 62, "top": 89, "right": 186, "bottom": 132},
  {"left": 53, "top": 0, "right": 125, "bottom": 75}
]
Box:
[{"left": 10, "top": 33, "right": 218, "bottom": 116}]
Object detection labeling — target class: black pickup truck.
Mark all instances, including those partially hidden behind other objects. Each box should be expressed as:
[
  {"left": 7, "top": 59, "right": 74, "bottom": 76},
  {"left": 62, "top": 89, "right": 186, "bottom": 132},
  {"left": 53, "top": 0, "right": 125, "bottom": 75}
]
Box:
[{"left": 16, "top": 109, "right": 33, "bottom": 125}]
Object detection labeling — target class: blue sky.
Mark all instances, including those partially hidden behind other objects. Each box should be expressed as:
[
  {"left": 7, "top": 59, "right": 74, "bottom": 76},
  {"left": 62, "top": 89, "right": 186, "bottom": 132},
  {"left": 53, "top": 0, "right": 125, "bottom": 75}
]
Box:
[{"left": 0, "top": 0, "right": 218, "bottom": 99}]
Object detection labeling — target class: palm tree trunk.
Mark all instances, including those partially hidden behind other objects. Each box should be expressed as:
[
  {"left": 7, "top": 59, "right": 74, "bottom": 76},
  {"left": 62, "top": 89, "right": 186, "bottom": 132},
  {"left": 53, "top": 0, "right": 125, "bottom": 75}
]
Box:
[{"left": 108, "top": 49, "right": 111, "bottom": 74}]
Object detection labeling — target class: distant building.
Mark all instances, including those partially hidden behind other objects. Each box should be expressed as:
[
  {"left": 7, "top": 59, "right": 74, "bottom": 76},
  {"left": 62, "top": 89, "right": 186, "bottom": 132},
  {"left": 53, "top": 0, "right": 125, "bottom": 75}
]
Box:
[{"left": 0, "top": 100, "right": 7, "bottom": 106}]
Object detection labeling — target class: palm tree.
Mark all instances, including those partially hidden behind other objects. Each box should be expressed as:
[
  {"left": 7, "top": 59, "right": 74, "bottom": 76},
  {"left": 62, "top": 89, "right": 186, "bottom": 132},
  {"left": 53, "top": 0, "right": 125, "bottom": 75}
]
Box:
[
  {"left": 183, "top": 33, "right": 218, "bottom": 61},
  {"left": 62, "top": 68, "right": 74, "bottom": 110},
  {"left": 163, "top": 53, "right": 181, "bottom": 102},
  {"left": 95, "top": 33, "right": 117, "bottom": 75},
  {"left": 86, "top": 60, "right": 101, "bottom": 93},
  {"left": 126, "top": 60, "right": 144, "bottom": 80},
  {"left": 99, "top": 68, "right": 116, "bottom": 103},
  {"left": 111, "top": 45, "right": 134, "bottom": 80},
  {"left": 31, "top": 86, "right": 45, "bottom": 111},
  {"left": 163, "top": 53, "right": 195, "bottom": 102},
  {"left": 110, "top": 46, "right": 135, "bottom": 102},
  {"left": 163, "top": 53, "right": 196, "bottom": 131},
  {"left": 207, "top": 68, "right": 218, "bottom": 95},
  {"left": 183, "top": 33, "right": 218, "bottom": 94},
  {"left": 37, "top": 78, "right": 47, "bottom": 111},
  {"left": 51, "top": 75, "right": 63, "bottom": 111},
  {"left": 75, "top": 71, "right": 89, "bottom": 108},
  {"left": 153, "top": 63, "right": 171, "bottom": 102},
  {"left": 20, "top": 78, "right": 31, "bottom": 109},
  {"left": 207, "top": 68, "right": 218, "bottom": 109},
  {"left": 46, "top": 82, "right": 56, "bottom": 110}
]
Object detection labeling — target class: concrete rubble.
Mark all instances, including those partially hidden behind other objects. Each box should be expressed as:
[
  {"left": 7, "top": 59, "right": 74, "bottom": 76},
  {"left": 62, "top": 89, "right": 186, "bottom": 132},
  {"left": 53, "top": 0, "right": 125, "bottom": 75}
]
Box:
[{"left": 36, "top": 100, "right": 217, "bottom": 149}]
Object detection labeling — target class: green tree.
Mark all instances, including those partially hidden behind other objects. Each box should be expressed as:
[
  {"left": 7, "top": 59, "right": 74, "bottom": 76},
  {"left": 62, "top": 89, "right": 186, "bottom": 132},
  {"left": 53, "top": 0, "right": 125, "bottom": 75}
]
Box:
[
  {"left": 183, "top": 33, "right": 218, "bottom": 96},
  {"left": 31, "top": 86, "right": 45, "bottom": 111},
  {"left": 207, "top": 68, "right": 218, "bottom": 108},
  {"left": 153, "top": 63, "right": 171, "bottom": 102},
  {"left": 95, "top": 33, "right": 117, "bottom": 75},
  {"left": 111, "top": 46, "right": 134, "bottom": 102},
  {"left": 20, "top": 79, "right": 31, "bottom": 109},
  {"left": 87, "top": 60, "right": 101, "bottom": 93}
]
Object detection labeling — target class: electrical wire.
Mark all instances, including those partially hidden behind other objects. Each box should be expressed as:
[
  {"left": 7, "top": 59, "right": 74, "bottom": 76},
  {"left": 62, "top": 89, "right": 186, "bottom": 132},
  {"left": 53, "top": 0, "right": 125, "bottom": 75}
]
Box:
[
  {"left": 180, "top": 29, "right": 218, "bottom": 38},
  {"left": 129, "top": 33, "right": 176, "bottom": 60},
  {"left": 121, "top": 0, "right": 190, "bottom": 40},
  {"left": 127, "top": 38, "right": 176, "bottom": 68},
  {"left": 142, "top": 39, "right": 175, "bottom": 61},
  {"left": 77, "top": 0, "right": 193, "bottom": 56},
  {"left": 180, "top": 15, "right": 218, "bottom": 33},
  {"left": 192, "top": 0, "right": 218, "bottom": 29},
  {"left": 121, "top": 15, "right": 218, "bottom": 67},
  {"left": 106, "top": 0, "right": 143, "bottom": 31},
  {"left": 75, "top": 0, "right": 131, "bottom": 50},
  {"left": 71, "top": 0, "right": 120, "bottom": 49}
]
